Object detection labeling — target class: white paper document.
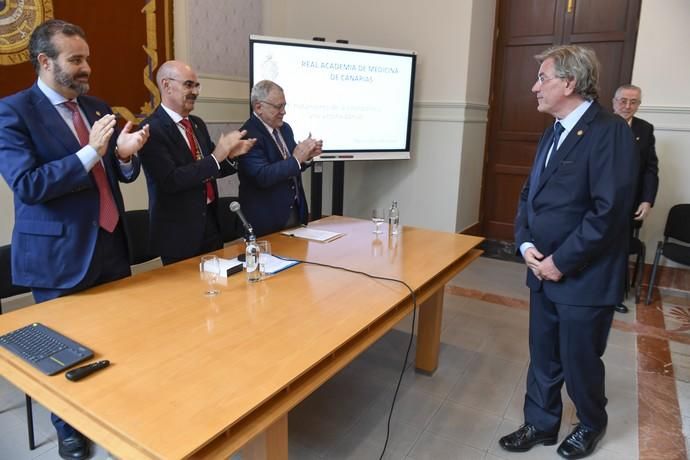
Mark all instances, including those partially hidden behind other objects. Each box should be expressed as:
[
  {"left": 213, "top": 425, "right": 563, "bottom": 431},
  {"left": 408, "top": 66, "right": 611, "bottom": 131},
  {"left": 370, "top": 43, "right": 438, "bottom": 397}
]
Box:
[{"left": 280, "top": 227, "right": 344, "bottom": 243}]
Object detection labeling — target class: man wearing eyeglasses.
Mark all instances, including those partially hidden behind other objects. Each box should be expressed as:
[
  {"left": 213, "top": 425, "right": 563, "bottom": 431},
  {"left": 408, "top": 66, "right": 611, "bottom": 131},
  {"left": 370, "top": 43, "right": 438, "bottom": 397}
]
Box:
[
  {"left": 140, "top": 60, "right": 256, "bottom": 265},
  {"left": 611, "top": 85, "right": 659, "bottom": 313},
  {"left": 238, "top": 80, "right": 323, "bottom": 237},
  {"left": 502, "top": 46, "right": 637, "bottom": 459}
]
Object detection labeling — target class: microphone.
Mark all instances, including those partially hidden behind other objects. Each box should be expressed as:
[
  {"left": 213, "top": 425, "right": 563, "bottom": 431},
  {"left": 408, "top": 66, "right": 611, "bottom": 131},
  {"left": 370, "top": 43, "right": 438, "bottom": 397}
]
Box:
[{"left": 229, "top": 201, "right": 254, "bottom": 237}]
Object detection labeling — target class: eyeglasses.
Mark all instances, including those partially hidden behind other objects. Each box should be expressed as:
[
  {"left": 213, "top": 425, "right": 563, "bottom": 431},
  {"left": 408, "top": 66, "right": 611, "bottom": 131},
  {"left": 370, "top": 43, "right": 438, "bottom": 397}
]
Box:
[
  {"left": 166, "top": 78, "right": 202, "bottom": 91},
  {"left": 536, "top": 73, "right": 562, "bottom": 84},
  {"left": 260, "top": 100, "right": 287, "bottom": 111},
  {"left": 614, "top": 97, "right": 640, "bottom": 106}
]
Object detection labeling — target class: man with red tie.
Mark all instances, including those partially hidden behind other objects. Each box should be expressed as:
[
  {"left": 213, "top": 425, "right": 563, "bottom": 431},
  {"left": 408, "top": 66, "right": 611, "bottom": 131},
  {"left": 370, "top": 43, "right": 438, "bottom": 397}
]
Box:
[
  {"left": 140, "top": 60, "right": 256, "bottom": 265},
  {"left": 0, "top": 19, "right": 149, "bottom": 459}
]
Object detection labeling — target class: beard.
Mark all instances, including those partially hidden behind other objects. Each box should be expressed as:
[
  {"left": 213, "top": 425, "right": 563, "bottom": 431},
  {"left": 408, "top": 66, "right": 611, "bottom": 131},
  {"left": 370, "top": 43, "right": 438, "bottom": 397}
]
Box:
[{"left": 53, "top": 60, "right": 90, "bottom": 96}]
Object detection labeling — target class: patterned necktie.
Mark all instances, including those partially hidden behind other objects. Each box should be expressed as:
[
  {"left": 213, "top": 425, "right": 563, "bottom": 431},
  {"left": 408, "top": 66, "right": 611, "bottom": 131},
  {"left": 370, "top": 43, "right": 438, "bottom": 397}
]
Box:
[
  {"left": 272, "top": 129, "right": 300, "bottom": 204},
  {"left": 273, "top": 129, "right": 289, "bottom": 160},
  {"left": 180, "top": 118, "right": 216, "bottom": 203},
  {"left": 64, "top": 101, "right": 119, "bottom": 232},
  {"left": 544, "top": 121, "right": 565, "bottom": 170}
]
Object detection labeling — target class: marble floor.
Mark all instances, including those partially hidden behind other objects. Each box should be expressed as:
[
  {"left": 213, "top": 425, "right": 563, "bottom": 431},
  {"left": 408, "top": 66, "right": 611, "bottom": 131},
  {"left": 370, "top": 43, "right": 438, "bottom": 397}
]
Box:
[{"left": 1, "top": 256, "right": 689, "bottom": 459}]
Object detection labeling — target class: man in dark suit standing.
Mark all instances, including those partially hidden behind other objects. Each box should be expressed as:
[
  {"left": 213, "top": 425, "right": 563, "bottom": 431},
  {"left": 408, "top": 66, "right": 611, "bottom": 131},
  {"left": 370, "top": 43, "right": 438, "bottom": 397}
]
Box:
[
  {"left": 0, "top": 19, "right": 149, "bottom": 459},
  {"left": 612, "top": 84, "right": 659, "bottom": 313},
  {"left": 238, "top": 80, "right": 323, "bottom": 237},
  {"left": 140, "top": 60, "right": 255, "bottom": 265},
  {"left": 499, "top": 46, "right": 637, "bottom": 459}
]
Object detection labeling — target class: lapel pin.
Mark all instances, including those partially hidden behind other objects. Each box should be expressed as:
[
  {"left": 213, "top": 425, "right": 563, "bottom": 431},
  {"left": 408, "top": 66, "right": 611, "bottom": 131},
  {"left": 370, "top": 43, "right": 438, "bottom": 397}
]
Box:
[
  {"left": 636, "top": 136, "right": 640, "bottom": 141},
  {"left": 576, "top": 130, "right": 584, "bottom": 136}
]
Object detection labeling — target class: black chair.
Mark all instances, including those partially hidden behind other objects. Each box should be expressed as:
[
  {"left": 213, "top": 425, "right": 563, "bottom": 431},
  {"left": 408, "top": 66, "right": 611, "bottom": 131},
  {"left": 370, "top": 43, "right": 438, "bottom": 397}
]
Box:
[
  {"left": 627, "top": 225, "right": 646, "bottom": 304},
  {"left": 646, "top": 204, "right": 690, "bottom": 305},
  {"left": 0, "top": 244, "right": 37, "bottom": 450},
  {"left": 122, "top": 210, "right": 158, "bottom": 265}
]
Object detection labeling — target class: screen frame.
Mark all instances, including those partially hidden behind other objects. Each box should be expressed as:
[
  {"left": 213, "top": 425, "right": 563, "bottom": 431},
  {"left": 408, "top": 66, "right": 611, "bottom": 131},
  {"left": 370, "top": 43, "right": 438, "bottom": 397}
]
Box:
[{"left": 249, "top": 34, "right": 417, "bottom": 161}]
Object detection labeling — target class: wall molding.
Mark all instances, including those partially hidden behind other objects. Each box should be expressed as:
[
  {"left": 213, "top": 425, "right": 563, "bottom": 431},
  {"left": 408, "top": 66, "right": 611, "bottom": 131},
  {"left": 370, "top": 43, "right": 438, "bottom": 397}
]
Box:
[
  {"left": 638, "top": 104, "right": 690, "bottom": 133},
  {"left": 413, "top": 101, "right": 489, "bottom": 124}
]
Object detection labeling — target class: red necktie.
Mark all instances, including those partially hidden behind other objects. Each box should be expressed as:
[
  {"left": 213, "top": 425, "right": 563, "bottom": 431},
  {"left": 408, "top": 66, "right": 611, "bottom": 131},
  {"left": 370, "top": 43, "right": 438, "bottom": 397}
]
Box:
[
  {"left": 180, "top": 118, "right": 216, "bottom": 203},
  {"left": 64, "top": 101, "right": 119, "bottom": 232}
]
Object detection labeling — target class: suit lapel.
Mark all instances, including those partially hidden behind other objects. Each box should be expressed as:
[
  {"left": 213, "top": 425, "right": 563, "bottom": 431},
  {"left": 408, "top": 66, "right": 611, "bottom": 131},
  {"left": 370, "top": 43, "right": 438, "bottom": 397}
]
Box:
[
  {"left": 157, "top": 107, "right": 196, "bottom": 162},
  {"left": 29, "top": 86, "right": 81, "bottom": 156},
  {"left": 630, "top": 117, "right": 642, "bottom": 142},
  {"left": 252, "top": 114, "right": 286, "bottom": 162},
  {"left": 533, "top": 102, "right": 600, "bottom": 196}
]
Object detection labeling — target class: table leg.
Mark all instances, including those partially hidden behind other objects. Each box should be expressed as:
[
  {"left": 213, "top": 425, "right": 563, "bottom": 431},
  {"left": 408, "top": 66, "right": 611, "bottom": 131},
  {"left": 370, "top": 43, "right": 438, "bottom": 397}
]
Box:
[
  {"left": 415, "top": 288, "right": 444, "bottom": 375},
  {"left": 241, "top": 414, "right": 288, "bottom": 460}
]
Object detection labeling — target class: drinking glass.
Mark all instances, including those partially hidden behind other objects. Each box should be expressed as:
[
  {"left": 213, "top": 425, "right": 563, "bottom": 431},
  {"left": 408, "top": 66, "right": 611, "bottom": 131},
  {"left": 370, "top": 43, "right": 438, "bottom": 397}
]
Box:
[
  {"left": 200, "top": 255, "right": 220, "bottom": 296},
  {"left": 256, "top": 240, "right": 272, "bottom": 279},
  {"left": 371, "top": 208, "right": 385, "bottom": 234}
]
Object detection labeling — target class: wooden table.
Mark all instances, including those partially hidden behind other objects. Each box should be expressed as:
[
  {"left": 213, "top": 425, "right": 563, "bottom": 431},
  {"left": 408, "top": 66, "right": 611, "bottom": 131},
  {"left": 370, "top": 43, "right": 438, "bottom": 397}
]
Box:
[{"left": 0, "top": 216, "right": 482, "bottom": 459}]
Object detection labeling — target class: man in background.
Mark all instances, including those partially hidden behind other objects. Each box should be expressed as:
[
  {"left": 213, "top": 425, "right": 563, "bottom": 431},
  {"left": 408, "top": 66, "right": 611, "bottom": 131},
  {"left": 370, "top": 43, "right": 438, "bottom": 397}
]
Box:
[
  {"left": 238, "top": 80, "right": 323, "bottom": 237},
  {"left": 500, "top": 45, "right": 637, "bottom": 459},
  {"left": 140, "top": 60, "right": 255, "bottom": 265},
  {"left": 612, "top": 84, "right": 659, "bottom": 313},
  {"left": 0, "top": 19, "right": 149, "bottom": 459}
]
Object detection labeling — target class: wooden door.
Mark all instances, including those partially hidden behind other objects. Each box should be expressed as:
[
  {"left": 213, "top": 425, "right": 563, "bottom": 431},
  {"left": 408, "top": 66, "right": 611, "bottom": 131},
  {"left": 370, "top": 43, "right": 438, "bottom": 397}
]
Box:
[{"left": 480, "top": 0, "right": 641, "bottom": 240}]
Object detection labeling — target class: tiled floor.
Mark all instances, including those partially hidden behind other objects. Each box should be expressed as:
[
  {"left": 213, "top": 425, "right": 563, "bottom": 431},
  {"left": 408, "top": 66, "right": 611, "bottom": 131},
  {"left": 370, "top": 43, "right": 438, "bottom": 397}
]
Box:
[{"left": 1, "top": 256, "right": 688, "bottom": 459}]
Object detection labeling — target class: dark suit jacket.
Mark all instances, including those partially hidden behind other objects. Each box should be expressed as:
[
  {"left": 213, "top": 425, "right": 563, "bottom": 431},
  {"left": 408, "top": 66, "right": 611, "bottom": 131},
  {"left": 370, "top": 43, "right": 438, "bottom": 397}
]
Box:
[
  {"left": 630, "top": 116, "right": 659, "bottom": 206},
  {"left": 0, "top": 84, "right": 140, "bottom": 289},
  {"left": 514, "top": 102, "right": 638, "bottom": 306},
  {"left": 238, "top": 114, "right": 311, "bottom": 237},
  {"left": 140, "top": 106, "right": 236, "bottom": 260}
]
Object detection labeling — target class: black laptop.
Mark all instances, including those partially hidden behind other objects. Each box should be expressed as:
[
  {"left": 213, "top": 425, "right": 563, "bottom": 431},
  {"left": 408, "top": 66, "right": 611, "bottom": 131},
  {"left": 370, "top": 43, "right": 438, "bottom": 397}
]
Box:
[{"left": 0, "top": 323, "right": 94, "bottom": 375}]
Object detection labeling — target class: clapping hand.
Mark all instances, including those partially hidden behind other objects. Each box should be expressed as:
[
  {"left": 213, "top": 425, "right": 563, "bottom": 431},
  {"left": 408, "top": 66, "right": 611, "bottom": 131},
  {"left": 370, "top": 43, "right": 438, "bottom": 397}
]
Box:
[
  {"left": 214, "top": 129, "right": 256, "bottom": 162},
  {"left": 293, "top": 133, "right": 323, "bottom": 164},
  {"left": 116, "top": 122, "right": 150, "bottom": 160},
  {"left": 89, "top": 114, "right": 117, "bottom": 157}
]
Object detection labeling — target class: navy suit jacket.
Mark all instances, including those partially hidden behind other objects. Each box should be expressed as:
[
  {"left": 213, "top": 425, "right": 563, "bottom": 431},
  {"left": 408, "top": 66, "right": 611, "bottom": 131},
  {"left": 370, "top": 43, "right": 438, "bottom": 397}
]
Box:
[
  {"left": 140, "top": 106, "right": 236, "bottom": 260},
  {"left": 238, "top": 114, "right": 311, "bottom": 237},
  {"left": 0, "top": 84, "right": 140, "bottom": 289},
  {"left": 630, "top": 116, "right": 659, "bottom": 206},
  {"left": 514, "top": 102, "right": 638, "bottom": 306}
]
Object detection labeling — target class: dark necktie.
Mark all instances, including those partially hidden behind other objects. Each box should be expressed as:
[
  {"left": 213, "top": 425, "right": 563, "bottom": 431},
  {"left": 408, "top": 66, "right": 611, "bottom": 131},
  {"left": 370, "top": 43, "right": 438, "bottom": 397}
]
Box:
[
  {"left": 64, "top": 101, "right": 119, "bottom": 232},
  {"left": 180, "top": 118, "right": 216, "bottom": 203},
  {"left": 272, "top": 128, "right": 289, "bottom": 160},
  {"left": 544, "top": 121, "right": 565, "bottom": 170},
  {"left": 272, "top": 129, "right": 300, "bottom": 204}
]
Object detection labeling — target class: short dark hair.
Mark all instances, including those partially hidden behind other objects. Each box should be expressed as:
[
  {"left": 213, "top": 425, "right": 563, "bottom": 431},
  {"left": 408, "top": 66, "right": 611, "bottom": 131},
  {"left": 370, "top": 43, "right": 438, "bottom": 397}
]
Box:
[{"left": 29, "top": 19, "right": 86, "bottom": 73}]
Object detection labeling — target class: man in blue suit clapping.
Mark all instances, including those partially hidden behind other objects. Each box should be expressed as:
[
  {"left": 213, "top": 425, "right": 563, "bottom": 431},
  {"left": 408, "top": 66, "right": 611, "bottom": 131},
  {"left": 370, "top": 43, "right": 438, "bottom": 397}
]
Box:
[
  {"left": 238, "top": 80, "right": 323, "bottom": 237},
  {"left": 0, "top": 19, "right": 149, "bottom": 459}
]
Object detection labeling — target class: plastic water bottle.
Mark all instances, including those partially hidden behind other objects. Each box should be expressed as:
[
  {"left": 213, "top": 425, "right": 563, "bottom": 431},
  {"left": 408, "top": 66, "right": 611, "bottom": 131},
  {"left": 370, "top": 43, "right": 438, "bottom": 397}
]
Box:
[
  {"left": 245, "top": 236, "right": 261, "bottom": 282},
  {"left": 388, "top": 201, "right": 400, "bottom": 235}
]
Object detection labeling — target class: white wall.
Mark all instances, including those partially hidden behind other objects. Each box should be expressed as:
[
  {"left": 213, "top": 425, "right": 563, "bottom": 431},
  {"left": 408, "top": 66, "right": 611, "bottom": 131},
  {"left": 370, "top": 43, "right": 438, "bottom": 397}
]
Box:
[
  {"left": 262, "top": 0, "right": 494, "bottom": 232},
  {"left": 630, "top": 0, "right": 690, "bottom": 263}
]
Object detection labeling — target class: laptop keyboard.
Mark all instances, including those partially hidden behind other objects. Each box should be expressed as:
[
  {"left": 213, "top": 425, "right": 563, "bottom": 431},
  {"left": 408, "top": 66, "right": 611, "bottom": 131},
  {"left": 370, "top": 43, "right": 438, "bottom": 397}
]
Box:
[
  {"left": 1, "top": 324, "right": 68, "bottom": 362},
  {"left": 0, "top": 323, "right": 93, "bottom": 375}
]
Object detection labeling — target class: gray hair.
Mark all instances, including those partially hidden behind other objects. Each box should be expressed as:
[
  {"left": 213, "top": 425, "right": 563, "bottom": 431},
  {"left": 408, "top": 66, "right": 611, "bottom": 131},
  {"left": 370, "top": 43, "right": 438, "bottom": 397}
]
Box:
[
  {"left": 615, "top": 84, "right": 642, "bottom": 100},
  {"left": 29, "top": 19, "right": 86, "bottom": 73},
  {"left": 535, "top": 45, "right": 600, "bottom": 101},
  {"left": 250, "top": 80, "right": 283, "bottom": 106}
]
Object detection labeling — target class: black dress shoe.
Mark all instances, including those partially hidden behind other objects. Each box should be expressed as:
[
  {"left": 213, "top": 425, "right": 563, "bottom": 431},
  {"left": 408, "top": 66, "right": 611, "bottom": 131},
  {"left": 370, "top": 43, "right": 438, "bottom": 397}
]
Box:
[
  {"left": 557, "top": 424, "right": 605, "bottom": 459},
  {"left": 499, "top": 423, "right": 558, "bottom": 452},
  {"left": 58, "top": 431, "right": 91, "bottom": 460},
  {"left": 614, "top": 303, "right": 629, "bottom": 313}
]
